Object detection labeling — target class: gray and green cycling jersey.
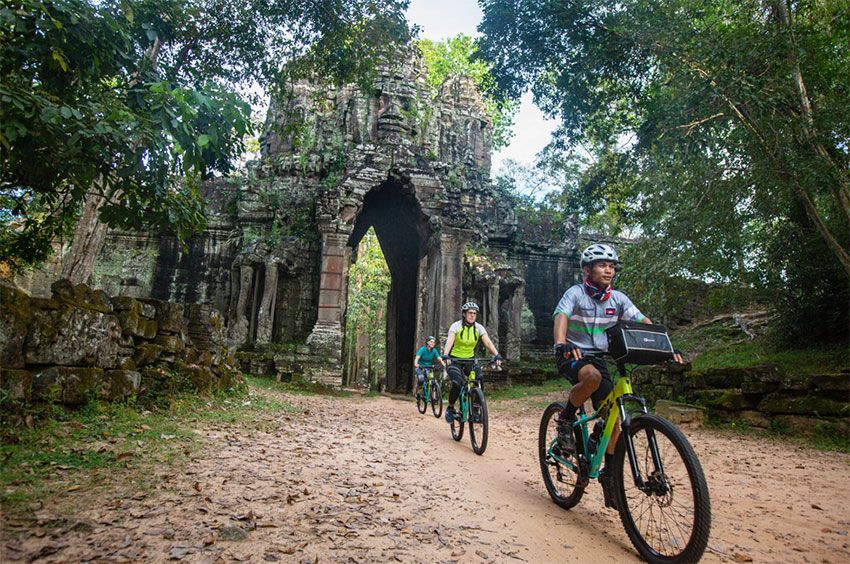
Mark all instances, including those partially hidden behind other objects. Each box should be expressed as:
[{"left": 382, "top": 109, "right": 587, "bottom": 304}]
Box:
[{"left": 553, "top": 284, "right": 646, "bottom": 353}]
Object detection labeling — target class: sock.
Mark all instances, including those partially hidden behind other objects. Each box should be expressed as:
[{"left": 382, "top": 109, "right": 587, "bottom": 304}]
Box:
[{"left": 561, "top": 401, "right": 579, "bottom": 421}]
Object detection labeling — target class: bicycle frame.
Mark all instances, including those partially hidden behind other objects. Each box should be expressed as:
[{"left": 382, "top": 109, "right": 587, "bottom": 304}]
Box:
[
  {"left": 422, "top": 368, "right": 436, "bottom": 403},
  {"left": 548, "top": 359, "right": 664, "bottom": 492},
  {"left": 451, "top": 360, "right": 483, "bottom": 424}
]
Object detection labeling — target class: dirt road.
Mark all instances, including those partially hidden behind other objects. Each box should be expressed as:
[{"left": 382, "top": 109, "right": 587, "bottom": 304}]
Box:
[{"left": 3, "top": 388, "right": 849, "bottom": 562}]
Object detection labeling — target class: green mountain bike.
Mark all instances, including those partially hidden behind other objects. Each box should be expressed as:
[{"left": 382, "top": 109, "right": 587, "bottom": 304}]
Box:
[
  {"left": 448, "top": 358, "right": 493, "bottom": 455},
  {"left": 539, "top": 353, "right": 711, "bottom": 563},
  {"left": 416, "top": 367, "right": 443, "bottom": 418}
]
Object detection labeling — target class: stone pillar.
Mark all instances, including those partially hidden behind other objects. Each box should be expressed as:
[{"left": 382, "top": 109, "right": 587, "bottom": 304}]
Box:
[
  {"left": 317, "top": 232, "right": 348, "bottom": 325},
  {"left": 504, "top": 285, "right": 524, "bottom": 361},
  {"left": 305, "top": 232, "right": 349, "bottom": 381},
  {"left": 438, "top": 227, "right": 471, "bottom": 335},
  {"left": 485, "top": 281, "right": 500, "bottom": 351},
  {"left": 255, "top": 262, "right": 279, "bottom": 344}
]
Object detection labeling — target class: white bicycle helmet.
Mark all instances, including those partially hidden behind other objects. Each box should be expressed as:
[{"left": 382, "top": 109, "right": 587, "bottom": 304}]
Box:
[
  {"left": 461, "top": 301, "right": 480, "bottom": 313},
  {"left": 580, "top": 244, "right": 620, "bottom": 267}
]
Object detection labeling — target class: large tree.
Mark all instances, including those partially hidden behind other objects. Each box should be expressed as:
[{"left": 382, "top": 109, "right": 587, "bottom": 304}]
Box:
[
  {"left": 479, "top": 0, "right": 849, "bottom": 340},
  {"left": 1, "top": 0, "right": 411, "bottom": 277}
]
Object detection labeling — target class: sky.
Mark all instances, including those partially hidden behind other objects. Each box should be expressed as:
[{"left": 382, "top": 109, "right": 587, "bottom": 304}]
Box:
[{"left": 405, "top": 0, "right": 558, "bottom": 174}]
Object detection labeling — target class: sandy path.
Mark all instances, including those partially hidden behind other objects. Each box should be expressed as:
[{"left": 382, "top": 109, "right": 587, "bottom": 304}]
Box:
[{"left": 2, "top": 389, "right": 849, "bottom": 563}]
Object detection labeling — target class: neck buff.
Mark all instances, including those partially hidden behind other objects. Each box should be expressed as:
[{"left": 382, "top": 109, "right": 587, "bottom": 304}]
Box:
[{"left": 583, "top": 277, "right": 612, "bottom": 302}]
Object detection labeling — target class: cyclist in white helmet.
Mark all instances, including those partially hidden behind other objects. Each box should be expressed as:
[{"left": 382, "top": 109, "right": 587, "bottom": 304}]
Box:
[
  {"left": 552, "top": 243, "right": 683, "bottom": 510},
  {"left": 441, "top": 301, "right": 502, "bottom": 423}
]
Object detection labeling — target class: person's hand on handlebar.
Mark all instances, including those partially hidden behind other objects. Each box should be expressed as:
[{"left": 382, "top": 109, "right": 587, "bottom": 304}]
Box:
[
  {"left": 555, "top": 342, "right": 582, "bottom": 361},
  {"left": 441, "top": 354, "right": 451, "bottom": 366},
  {"left": 673, "top": 349, "right": 685, "bottom": 364},
  {"left": 492, "top": 353, "right": 503, "bottom": 367}
]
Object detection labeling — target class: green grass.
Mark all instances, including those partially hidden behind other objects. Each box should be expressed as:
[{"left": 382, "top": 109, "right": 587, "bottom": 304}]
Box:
[
  {"left": 673, "top": 324, "right": 848, "bottom": 375},
  {"left": 489, "top": 378, "right": 568, "bottom": 401},
  {"left": 1, "top": 382, "right": 297, "bottom": 510}
]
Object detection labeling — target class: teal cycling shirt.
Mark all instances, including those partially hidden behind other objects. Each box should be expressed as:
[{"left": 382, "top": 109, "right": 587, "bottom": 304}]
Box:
[{"left": 416, "top": 346, "right": 440, "bottom": 367}]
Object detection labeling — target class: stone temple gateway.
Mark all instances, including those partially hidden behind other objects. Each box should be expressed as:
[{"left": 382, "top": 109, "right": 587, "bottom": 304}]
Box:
[{"left": 89, "top": 51, "right": 582, "bottom": 392}]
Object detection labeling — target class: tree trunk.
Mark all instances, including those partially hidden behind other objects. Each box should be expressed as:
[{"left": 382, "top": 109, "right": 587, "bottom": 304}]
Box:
[{"left": 60, "top": 193, "right": 109, "bottom": 284}]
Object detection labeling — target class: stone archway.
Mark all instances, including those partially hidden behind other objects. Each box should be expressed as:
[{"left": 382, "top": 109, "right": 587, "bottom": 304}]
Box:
[{"left": 346, "top": 176, "right": 429, "bottom": 392}]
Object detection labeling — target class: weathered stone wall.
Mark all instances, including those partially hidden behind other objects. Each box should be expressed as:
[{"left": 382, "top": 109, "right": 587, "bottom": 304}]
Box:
[
  {"left": 0, "top": 281, "right": 243, "bottom": 407},
  {"left": 633, "top": 363, "right": 850, "bottom": 434}
]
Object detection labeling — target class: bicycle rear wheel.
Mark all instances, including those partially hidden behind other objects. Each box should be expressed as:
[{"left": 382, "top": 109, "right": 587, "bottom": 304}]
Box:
[
  {"left": 613, "top": 413, "right": 711, "bottom": 563},
  {"left": 467, "top": 387, "right": 489, "bottom": 455},
  {"left": 430, "top": 380, "right": 443, "bottom": 419},
  {"left": 538, "top": 402, "right": 585, "bottom": 509}
]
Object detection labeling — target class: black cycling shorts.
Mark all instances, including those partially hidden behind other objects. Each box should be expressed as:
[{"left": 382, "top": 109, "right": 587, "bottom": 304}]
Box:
[{"left": 557, "top": 355, "right": 613, "bottom": 410}]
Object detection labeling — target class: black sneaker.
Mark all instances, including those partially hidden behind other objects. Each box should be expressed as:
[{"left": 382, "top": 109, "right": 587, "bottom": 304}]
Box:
[
  {"left": 599, "top": 469, "right": 619, "bottom": 511},
  {"left": 555, "top": 411, "right": 576, "bottom": 456},
  {"left": 444, "top": 406, "right": 457, "bottom": 423}
]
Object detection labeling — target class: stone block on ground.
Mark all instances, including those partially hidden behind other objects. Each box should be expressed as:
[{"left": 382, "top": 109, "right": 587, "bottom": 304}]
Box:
[
  {"left": 25, "top": 308, "right": 121, "bottom": 368},
  {"left": 737, "top": 410, "right": 772, "bottom": 429},
  {"left": 103, "top": 370, "right": 142, "bottom": 400},
  {"left": 0, "top": 369, "right": 33, "bottom": 401},
  {"left": 688, "top": 389, "right": 755, "bottom": 411},
  {"left": 50, "top": 279, "right": 113, "bottom": 313},
  {"left": 0, "top": 282, "right": 31, "bottom": 368},
  {"left": 31, "top": 366, "right": 104, "bottom": 404},
  {"left": 811, "top": 373, "right": 850, "bottom": 393},
  {"left": 758, "top": 391, "right": 849, "bottom": 417},
  {"left": 655, "top": 400, "right": 706, "bottom": 428}
]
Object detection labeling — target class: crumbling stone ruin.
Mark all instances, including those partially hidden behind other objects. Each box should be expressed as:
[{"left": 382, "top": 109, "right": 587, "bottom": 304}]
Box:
[{"left": 46, "top": 50, "right": 583, "bottom": 392}]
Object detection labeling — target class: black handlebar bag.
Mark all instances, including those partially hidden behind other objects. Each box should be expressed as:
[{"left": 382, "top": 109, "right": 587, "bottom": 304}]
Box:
[{"left": 605, "top": 321, "right": 674, "bottom": 365}]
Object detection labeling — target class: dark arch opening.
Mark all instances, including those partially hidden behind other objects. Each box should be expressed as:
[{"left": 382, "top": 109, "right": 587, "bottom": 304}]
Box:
[{"left": 347, "top": 175, "right": 429, "bottom": 392}]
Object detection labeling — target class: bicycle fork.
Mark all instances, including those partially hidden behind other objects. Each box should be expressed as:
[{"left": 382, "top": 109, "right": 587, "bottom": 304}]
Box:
[{"left": 618, "top": 395, "right": 668, "bottom": 495}]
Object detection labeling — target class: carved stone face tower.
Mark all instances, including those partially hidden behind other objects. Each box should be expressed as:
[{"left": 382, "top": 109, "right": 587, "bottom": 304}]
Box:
[
  {"left": 89, "top": 48, "right": 580, "bottom": 391},
  {"left": 253, "top": 50, "right": 512, "bottom": 390}
]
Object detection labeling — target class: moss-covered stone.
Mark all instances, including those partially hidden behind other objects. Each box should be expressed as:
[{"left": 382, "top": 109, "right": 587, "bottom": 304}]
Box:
[
  {"left": 0, "top": 368, "right": 33, "bottom": 401},
  {"left": 31, "top": 366, "right": 104, "bottom": 404},
  {"left": 102, "top": 370, "right": 141, "bottom": 400},
  {"left": 689, "top": 389, "right": 755, "bottom": 411},
  {"left": 0, "top": 282, "right": 31, "bottom": 368},
  {"left": 741, "top": 380, "right": 780, "bottom": 395},
  {"left": 811, "top": 373, "right": 850, "bottom": 393},
  {"left": 154, "top": 333, "right": 185, "bottom": 353},
  {"left": 50, "top": 279, "right": 113, "bottom": 313},
  {"left": 134, "top": 343, "right": 164, "bottom": 367},
  {"left": 111, "top": 296, "right": 143, "bottom": 314},
  {"left": 25, "top": 307, "right": 122, "bottom": 368},
  {"left": 758, "top": 392, "right": 849, "bottom": 416},
  {"left": 737, "top": 410, "right": 771, "bottom": 429}
]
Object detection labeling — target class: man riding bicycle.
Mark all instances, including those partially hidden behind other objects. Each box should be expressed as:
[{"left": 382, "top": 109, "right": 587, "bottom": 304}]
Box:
[
  {"left": 413, "top": 335, "right": 444, "bottom": 398},
  {"left": 442, "top": 301, "right": 502, "bottom": 423},
  {"left": 553, "top": 243, "right": 683, "bottom": 509}
]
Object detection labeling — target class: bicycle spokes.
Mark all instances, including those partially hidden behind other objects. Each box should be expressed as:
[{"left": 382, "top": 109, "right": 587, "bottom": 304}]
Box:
[{"left": 617, "top": 416, "right": 710, "bottom": 562}]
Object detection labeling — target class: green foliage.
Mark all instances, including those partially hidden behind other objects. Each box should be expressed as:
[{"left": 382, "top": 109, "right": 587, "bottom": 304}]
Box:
[
  {"left": 0, "top": 0, "right": 412, "bottom": 271},
  {"left": 417, "top": 34, "right": 518, "bottom": 150},
  {"left": 344, "top": 227, "right": 390, "bottom": 383},
  {"left": 479, "top": 0, "right": 850, "bottom": 341}
]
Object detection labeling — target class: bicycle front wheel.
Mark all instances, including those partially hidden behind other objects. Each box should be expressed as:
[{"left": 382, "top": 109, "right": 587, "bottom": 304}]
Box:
[
  {"left": 467, "top": 387, "right": 489, "bottom": 455},
  {"left": 431, "top": 381, "right": 443, "bottom": 419},
  {"left": 416, "top": 385, "right": 427, "bottom": 414},
  {"left": 450, "top": 401, "right": 464, "bottom": 442},
  {"left": 613, "top": 413, "right": 711, "bottom": 563},
  {"left": 538, "top": 402, "right": 584, "bottom": 509}
]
